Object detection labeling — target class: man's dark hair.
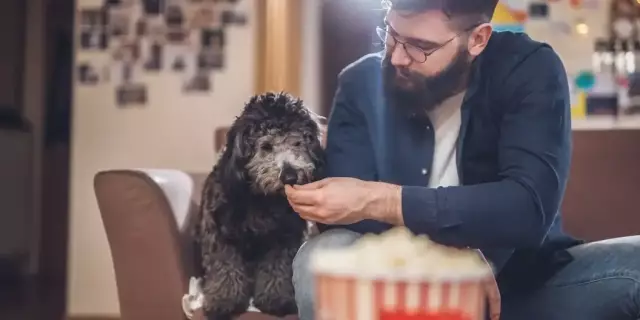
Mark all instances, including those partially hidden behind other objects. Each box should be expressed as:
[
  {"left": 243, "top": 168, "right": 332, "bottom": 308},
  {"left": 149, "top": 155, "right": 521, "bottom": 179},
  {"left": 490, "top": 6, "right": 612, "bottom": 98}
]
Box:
[{"left": 382, "top": 0, "right": 499, "bottom": 30}]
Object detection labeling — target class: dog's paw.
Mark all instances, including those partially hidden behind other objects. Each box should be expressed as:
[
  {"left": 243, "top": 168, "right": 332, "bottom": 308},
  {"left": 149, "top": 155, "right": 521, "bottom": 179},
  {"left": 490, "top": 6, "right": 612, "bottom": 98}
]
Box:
[
  {"left": 252, "top": 297, "right": 297, "bottom": 317},
  {"left": 204, "top": 306, "right": 246, "bottom": 320}
]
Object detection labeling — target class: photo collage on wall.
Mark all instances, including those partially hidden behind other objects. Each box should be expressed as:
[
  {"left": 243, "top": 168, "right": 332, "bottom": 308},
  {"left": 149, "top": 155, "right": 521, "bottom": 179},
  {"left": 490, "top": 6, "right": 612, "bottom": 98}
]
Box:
[{"left": 76, "top": 0, "right": 248, "bottom": 108}]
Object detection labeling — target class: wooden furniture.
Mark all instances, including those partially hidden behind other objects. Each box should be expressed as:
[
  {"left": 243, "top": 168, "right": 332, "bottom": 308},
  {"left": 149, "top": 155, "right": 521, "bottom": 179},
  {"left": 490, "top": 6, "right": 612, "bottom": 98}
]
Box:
[{"left": 562, "top": 130, "right": 640, "bottom": 241}]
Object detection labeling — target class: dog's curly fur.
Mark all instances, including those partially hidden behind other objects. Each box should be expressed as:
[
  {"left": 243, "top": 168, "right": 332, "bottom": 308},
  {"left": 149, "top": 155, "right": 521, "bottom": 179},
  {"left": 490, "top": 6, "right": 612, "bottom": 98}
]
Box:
[{"left": 194, "top": 92, "right": 325, "bottom": 320}]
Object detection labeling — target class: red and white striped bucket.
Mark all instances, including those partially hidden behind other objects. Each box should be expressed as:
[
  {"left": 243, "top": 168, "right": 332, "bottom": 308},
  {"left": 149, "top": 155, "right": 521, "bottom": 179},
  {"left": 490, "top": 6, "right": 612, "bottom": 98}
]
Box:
[{"left": 315, "top": 274, "right": 487, "bottom": 320}]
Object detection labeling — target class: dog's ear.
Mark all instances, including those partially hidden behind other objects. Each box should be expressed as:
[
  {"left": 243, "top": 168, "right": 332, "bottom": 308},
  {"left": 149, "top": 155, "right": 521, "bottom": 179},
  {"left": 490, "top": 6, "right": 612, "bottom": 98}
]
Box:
[{"left": 219, "top": 125, "right": 252, "bottom": 196}]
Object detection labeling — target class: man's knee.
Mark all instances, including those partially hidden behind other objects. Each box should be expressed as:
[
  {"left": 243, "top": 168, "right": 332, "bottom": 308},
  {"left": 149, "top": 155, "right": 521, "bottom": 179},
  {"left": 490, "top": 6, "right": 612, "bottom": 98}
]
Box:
[
  {"left": 292, "top": 228, "right": 361, "bottom": 319},
  {"left": 293, "top": 228, "right": 361, "bottom": 280},
  {"left": 294, "top": 228, "right": 361, "bottom": 268}
]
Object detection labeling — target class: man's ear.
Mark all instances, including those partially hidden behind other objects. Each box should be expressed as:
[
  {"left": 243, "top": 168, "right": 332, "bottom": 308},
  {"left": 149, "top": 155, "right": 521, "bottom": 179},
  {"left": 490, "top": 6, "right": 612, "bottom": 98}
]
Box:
[
  {"left": 467, "top": 23, "right": 493, "bottom": 57},
  {"left": 307, "top": 109, "right": 328, "bottom": 148},
  {"left": 319, "top": 124, "right": 327, "bottom": 149}
]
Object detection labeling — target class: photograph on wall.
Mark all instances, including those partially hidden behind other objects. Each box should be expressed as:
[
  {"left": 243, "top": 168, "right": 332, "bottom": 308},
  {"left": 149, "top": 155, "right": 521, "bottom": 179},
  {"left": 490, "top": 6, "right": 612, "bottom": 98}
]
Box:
[
  {"left": 188, "top": 4, "right": 222, "bottom": 29},
  {"left": 116, "top": 83, "right": 148, "bottom": 107},
  {"left": 143, "top": 41, "right": 164, "bottom": 71},
  {"left": 165, "top": 44, "right": 191, "bottom": 72},
  {"left": 78, "top": 0, "right": 250, "bottom": 96},
  {"left": 116, "top": 39, "right": 142, "bottom": 62},
  {"left": 221, "top": 10, "right": 247, "bottom": 26},
  {"left": 104, "top": 0, "right": 123, "bottom": 6},
  {"left": 107, "top": 8, "right": 132, "bottom": 38},
  {"left": 146, "top": 17, "right": 167, "bottom": 43},
  {"left": 104, "top": 0, "right": 136, "bottom": 7},
  {"left": 164, "top": 3, "right": 193, "bottom": 45},
  {"left": 135, "top": 17, "right": 147, "bottom": 37},
  {"left": 115, "top": 62, "right": 147, "bottom": 107},
  {"left": 142, "top": 0, "right": 163, "bottom": 16},
  {"left": 79, "top": 9, "right": 108, "bottom": 50},
  {"left": 198, "top": 28, "right": 224, "bottom": 70},
  {"left": 111, "top": 60, "right": 144, "bottom": 86},
  {"left": 165, "top": 3, "right": 185, "bottom": 28},
  {"left": 197, "top": 49, "right": 223, "bottom": 70},
  {"left": 77, "top": 63, "right": 100, "bottom": 85},
  {"left": 166, "top": 28, "right": 190, "bottom": 44},
  {"left": 172, "top": 56, "right": 187, "bottom": 71},
  {"left": 183, "top": 71, "right": 211, "bottom": 92},
  {"left": 201, "top": 28, "right": 224, "bottom": 48}
]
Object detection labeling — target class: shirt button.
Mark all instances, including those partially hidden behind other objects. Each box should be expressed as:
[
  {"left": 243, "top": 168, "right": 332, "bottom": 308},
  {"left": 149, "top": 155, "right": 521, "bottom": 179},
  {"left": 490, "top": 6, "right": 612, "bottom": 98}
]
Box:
[
  {"left": 421, "top": 168, "right": 428, "bottom": 175},
  {"left": 426, "top": 125, "right": 431, "bottom": 130}
]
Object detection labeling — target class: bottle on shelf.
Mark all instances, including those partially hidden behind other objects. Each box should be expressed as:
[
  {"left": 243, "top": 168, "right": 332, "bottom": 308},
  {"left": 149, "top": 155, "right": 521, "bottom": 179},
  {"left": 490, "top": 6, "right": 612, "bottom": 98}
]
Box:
[{"left": 587, "top": 39, "right": 619, "bottom": 116}]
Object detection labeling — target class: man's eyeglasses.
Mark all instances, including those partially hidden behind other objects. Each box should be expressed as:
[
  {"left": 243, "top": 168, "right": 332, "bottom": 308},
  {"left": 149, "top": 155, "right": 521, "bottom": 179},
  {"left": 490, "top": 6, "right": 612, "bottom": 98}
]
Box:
[{"left": 375, "top": 25, "right": 478, "bottom": 64}]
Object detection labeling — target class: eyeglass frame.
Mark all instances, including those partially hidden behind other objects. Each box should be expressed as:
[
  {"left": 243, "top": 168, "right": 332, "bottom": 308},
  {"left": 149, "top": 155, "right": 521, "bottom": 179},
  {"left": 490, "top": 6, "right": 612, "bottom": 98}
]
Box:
[{"left": 376, "top": 24, "right": 480, "bottom": 64}]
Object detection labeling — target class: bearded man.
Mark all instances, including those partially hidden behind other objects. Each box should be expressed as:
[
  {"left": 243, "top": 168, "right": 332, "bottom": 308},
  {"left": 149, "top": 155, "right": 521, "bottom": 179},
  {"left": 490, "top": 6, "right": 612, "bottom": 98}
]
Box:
[{"left": 285, "top": 0, "right": 640, "bottom": 319}]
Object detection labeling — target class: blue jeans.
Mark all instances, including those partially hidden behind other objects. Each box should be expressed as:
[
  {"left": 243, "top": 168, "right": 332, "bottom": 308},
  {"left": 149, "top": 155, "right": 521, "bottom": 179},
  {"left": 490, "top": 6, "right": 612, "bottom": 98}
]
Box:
[{"left": 292, "top": 229, "right": 640, "bottom": 320}]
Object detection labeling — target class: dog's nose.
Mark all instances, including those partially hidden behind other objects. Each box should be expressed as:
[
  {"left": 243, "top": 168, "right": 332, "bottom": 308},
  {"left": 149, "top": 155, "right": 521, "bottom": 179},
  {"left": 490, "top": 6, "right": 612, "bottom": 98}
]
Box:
[{"left": 280, "top": 163, "right": 298, "bottom": 185}]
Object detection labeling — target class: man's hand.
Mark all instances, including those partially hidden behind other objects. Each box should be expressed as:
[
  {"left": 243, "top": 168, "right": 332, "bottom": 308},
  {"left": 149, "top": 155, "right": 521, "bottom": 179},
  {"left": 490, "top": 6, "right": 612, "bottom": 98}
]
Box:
[
  {"left": 284, "top": 177, "right": 402, "bottom": 225},
  {"left": 485, "top": 275, "right": 501, "bottom": 320},
  {"left": 478, "top": 252, "right": 501, "bottom": 320}
]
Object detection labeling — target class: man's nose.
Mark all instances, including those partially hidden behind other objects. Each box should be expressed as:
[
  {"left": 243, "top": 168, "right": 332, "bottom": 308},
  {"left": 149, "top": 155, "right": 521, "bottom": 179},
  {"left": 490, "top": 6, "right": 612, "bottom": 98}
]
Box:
[
  {"left": 280, "top": 163, "right": 298, "bottom": 185},
  {"left": 390, "top": 44, "right": 412, "bottom": 66}
]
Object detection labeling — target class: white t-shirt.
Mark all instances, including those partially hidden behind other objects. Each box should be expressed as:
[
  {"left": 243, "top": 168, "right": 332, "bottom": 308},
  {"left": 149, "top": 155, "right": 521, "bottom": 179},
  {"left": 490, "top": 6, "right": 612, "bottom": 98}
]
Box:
[{"left": 426, "top": 91, "right": 465, "bottom": 188}]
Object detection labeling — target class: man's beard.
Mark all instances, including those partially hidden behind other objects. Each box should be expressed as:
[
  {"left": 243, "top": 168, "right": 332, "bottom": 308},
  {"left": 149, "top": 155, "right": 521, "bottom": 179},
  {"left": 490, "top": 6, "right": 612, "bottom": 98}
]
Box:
[{"left": 382, "top": 47, "right": 471, "bottom": 121}]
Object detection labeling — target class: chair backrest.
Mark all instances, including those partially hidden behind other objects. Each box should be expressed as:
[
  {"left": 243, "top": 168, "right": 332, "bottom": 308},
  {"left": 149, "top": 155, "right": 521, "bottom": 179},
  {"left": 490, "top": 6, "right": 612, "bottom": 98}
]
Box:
[
  {"left": 138, "top": 169, "right": 194, "bottom": 232},
  {"left": 94, "top": 169, "right": 195, "bottom": 320}
]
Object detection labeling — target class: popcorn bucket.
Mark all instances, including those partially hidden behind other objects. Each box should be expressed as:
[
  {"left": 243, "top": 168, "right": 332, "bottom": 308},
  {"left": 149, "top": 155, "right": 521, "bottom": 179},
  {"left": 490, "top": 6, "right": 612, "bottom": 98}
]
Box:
[
  {"left": 314, "top": 274, "right": 488, "bottom": 320},
  {"left": 311, "top": 227, "right": 491, "bottom": 320}
]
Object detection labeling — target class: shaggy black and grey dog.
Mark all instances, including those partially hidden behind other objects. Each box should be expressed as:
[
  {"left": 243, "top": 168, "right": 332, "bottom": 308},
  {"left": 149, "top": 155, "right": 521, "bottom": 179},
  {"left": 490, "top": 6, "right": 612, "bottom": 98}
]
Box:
[{"left": 194, "top": 92, "right": 325, "bottom": 320}]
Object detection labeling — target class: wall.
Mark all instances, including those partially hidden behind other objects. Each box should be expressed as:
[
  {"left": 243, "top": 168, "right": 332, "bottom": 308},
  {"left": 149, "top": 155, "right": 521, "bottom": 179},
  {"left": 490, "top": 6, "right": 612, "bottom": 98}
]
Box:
[
  {"left": 525, "top": 1, "right": 608, "bottom": 76},
  {"left": 0, "top": 0, "right": 46, "bottom": 276},
  {"left": 0, "top": 0, "right": 25, "bottom": 113},
  {"left": 67, "top": 0, "right": 257, "bottom": 316},
  {"left": 300, "top": 0, "right": 321, "bottom": 113}
]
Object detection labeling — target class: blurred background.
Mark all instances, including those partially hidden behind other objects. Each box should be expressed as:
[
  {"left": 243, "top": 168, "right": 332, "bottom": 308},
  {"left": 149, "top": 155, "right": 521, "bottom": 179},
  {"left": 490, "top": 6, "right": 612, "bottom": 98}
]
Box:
[{"left": 1, "top": 0, "right": 640, "bottom": 319}]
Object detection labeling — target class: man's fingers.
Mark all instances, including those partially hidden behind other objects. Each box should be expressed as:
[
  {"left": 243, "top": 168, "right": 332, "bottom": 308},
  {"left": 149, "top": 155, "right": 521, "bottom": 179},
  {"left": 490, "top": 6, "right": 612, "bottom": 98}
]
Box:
[
  {"left": 484, "top": 277, "right": 501, "bottom": 320},
  {"left": 286, "top": 188, "right": 321, "bottom": 206},
  {"left": 284, "top": 185, "right": 295, "bottom": 194},
  {"left": 293, "top": 178, "right": 329, "bottom": 190}
]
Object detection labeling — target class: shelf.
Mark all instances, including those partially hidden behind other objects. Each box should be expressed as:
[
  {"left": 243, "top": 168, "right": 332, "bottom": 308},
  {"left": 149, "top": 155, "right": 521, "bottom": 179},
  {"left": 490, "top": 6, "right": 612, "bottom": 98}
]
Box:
[{"left": 571, "top": 115, "right": 640, "bottom": 131}]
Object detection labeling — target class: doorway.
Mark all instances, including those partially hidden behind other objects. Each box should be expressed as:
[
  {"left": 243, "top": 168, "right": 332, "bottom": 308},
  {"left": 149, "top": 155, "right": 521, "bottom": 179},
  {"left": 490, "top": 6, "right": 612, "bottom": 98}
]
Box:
[
  {"left": 320, "top": 0, "right": 384, "bottom": 116},
  {"left": 0, "top": 0, "right": 74, "bottom": 318}
]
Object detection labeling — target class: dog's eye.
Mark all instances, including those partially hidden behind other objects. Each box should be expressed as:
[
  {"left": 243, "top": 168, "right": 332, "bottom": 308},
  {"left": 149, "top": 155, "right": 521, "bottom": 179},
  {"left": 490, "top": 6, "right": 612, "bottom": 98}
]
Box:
[
  {"left": 261, "top": 143, "right": 273, "bottom": 151},
  {"left": 303, "top": 133, "right": 313, "bottom": 141},
  {"left": 293, "top": 141, "right": 302, "bottom": 147}
]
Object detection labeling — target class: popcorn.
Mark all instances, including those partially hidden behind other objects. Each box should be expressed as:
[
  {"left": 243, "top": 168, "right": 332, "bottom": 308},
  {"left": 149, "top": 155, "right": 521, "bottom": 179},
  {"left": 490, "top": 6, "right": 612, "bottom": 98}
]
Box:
[
  {"left": 310, "top": 227, "right": 492, "bottom": 320},
  {"left": 311, "top": 227, "right": 491, "bottom": 280}
]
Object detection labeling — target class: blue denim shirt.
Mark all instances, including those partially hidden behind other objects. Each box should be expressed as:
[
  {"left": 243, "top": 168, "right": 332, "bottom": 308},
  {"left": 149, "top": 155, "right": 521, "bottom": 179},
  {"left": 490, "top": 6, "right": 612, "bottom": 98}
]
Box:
[{"left": 321, "top": 31, "right": 581, "bottom": 278}]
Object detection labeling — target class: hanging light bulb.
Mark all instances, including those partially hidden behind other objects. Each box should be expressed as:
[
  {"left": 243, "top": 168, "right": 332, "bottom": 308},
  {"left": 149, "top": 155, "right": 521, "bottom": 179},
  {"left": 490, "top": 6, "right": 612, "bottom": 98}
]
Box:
[{"left": 575, "top": 20, "right": 589, "bottom": 35}]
